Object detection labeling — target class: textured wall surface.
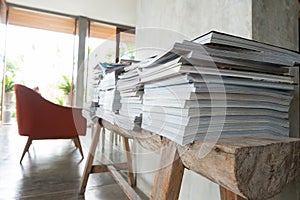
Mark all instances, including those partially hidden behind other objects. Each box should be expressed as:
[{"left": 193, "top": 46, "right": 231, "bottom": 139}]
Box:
[
  {"left": 135, "top": 0, "right": 252, "bottom": 59},
  {"left": 252, "top": 0, "right": 300, "bottom": 137},
  {"left": 251, "top": 1, "right": 300, "bottom": 199},
  {"left": 252, "top": 0, "right": 298, "bottom": 51},
  {"left": 252, "top": 0, "right": 299, "bottom": 141}
]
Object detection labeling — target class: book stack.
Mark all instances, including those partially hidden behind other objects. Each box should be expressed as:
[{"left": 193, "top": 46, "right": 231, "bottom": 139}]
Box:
[
  {"left": 91, "top": 64, "right": 104, "bottom": 104},
  {"left": 82, "top": 64, "right": 103, "bottom": 124},
  {"left": 140, "top": 31, "right": 299, "bottom": 145},
  {"left": 96, "top": 70, "right": 122, "bottom": 124},
  {"left": 115, "top": 63, "right": 143, "bottom": 130}
]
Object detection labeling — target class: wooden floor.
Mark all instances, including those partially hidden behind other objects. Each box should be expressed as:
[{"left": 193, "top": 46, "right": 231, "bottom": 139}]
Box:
[{"left": 0, "top": 122, "right": 147, "bottom": 200}]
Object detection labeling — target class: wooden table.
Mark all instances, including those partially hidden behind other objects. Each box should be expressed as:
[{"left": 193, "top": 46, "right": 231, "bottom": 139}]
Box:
[{"left": 79, "top": 119, "right": 300, "bottom": 200}]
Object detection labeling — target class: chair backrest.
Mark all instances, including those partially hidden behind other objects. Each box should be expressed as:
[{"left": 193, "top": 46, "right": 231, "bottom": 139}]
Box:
[{"left": 14, "top": 84, "right": 86, "bottom": 138}]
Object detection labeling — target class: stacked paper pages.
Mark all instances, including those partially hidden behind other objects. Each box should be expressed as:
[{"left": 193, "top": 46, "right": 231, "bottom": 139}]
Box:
[
  {"left": 96, "top": 70, "right": 122, "bottom": 124},
  {"left": 82, "top": 64, "right": 103, "bottom": 124},
  {"left": 115, "top": 64, "right": 143, "bottom": 130},
  {"left": 140, "top": 31, "right": 299, "bottom": 145}
]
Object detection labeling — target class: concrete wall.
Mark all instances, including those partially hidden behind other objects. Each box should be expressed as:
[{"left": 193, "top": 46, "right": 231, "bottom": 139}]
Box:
[
  {"left": 135, "top": 0, "right": 252, "bottom": 60},
  {"left": 252, "top": 0, "right": 298, "bottom": 51},
  {"left": 135, "top": 0, "right": 300, "bottom": 199},
  {"left": 252, "top": 0, "right": 300, "bottom": 140},
  {"left": 6, "top": 0, "right": 137, "bottom": 26}
]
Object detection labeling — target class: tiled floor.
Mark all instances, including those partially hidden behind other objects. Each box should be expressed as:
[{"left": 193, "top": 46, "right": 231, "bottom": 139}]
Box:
[{"left": 0, "top": 121, "right": 147, "bottom": 200}]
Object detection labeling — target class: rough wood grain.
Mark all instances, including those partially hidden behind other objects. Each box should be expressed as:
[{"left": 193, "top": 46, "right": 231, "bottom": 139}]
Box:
[
  {"left": 220, "top": 186, "right": 246, "bottom": 200},
  {"left": 150, "top": 138, "right": 184, "bottom": 200},
  {"left": 100, "top": 120, "right": 300, "bottom": 199},
  {"left": 108, "top": 165, "right": 142, "bottom": 200},
  {"left": 101, "top": 119, "right": 162, "bottom": 151},
  {"left": 79, "top": 120, "right": 139, "bottom": 199},
  {"left": 177, "top": 135, "right": 300, "bottom": 199},
  {"left": 91, "top": 163, "right": 128, "bottom": 173},
  {"left": 79, "top": 123, "right": 101, "bottom": 194},
  {"left": 122, "top": 136, "right": 135, "bottom": 187},
  {"left": 101, "top": 119, "right": 132, "bottom": 138}
]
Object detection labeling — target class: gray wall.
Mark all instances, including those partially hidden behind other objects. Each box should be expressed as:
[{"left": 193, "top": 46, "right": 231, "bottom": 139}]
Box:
[
  {"left": 252, "top": 0, "right": 298, "bottom": 51},
  {"left": 252, "top": 1, "right": 300, "bottom": 199},
  {"left": 252, "top": 0, "right": 300, "bottom": 140},
  {"left": 135, "top": 0, "right": 300, "bottom": 199},
  {"left": 135, "top": 0, "right": 252, "bottom": 60}
]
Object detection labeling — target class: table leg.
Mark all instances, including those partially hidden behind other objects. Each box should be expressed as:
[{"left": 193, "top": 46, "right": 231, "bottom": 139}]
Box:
[
  {"left": 101, "top": 127, "right": 105, "bottom": 153},
  {"left": 150, "top": 138, "right": 184, "bottom": 200},
  {"left": 219, "top": 186, "right": 246, "bottom": 200},
  {"left": 122, "top": 136, "right": 135, "bottom": 187},
  {"left": 79, "top": 122, "right": 102, "bottom": 194}
]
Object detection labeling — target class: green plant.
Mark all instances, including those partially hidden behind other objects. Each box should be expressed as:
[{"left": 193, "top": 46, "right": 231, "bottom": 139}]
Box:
[
  {"left": 6, "top": 59, "right": 19, "bottom": 73},
  {"left": 57, "top": 75, "right": 73, "bottom": 95},
  {"left": 56, "top": 96, "right": 64, "bottom": 105},
  {"left": 5, "top": 74, "right": 15, "bottom": 92},
  {"left": 4, "top": 58, "right": 18, "bottom": 93}
]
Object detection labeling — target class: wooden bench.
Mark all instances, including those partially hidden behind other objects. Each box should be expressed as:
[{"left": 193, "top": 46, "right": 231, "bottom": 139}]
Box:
[{"left": 79, "top": 119, "right": 300, "bottom": 200}]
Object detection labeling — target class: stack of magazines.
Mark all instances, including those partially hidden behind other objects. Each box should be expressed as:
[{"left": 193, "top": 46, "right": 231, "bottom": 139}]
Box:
[
  {"left": 115, "top": 63, "right": 143, "bottom": 130},
  {"left": 96, "top": 70, "right": 122, "bottom": 124},
  {"left": 82, "top": 64, "right": 103, "bottom": 124},
  {"left": 140, "top": 31, "right": 300, "bottom": 145}
]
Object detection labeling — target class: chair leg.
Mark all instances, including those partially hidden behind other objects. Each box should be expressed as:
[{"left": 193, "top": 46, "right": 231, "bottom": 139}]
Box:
[
  {"left": 20, "top": 137, "right": 32, "bottom": 163},
  {"left": 74, "top": 136, "right": 84, "bottom": 159},
  {"left": 73, "top": 138, "right": 79, "bottom": 148}
]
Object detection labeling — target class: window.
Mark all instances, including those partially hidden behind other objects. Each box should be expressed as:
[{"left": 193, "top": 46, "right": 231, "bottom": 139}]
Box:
[
  {"left": 119, "top": 30, "right": 136, "bottom": 61},
  {"left": 0, "top": 3, "right": 135, "bottom": 120},
  {"left": 88, "top": 21, "right": 117, "bottom": 64},
  {"left": 5, "top": 25, "right": 75, "bottom": 102},
  {"left": 5, "top": 6, "right": 76, "bottom": 103}
]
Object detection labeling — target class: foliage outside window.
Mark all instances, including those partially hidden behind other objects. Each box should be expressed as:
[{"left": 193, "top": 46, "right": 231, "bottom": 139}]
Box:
[
  {"left": 57, "top": 75, "right": 73, "bottom": 95},
  {"left": 5, "top": 73, "right": 15, "bottom": 92}
]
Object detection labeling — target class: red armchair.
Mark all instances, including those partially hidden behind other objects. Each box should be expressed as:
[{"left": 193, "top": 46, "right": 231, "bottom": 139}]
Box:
[{"left": 14, "top": 84, "right": 87, "bottom": 163}]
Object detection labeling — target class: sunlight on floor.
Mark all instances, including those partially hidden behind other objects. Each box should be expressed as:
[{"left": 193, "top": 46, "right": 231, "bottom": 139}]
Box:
[{"left": 0, "top": 122, "right": 146, "bottom": 199}]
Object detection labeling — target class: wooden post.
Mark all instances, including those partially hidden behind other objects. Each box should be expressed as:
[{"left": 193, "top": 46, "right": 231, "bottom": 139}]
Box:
[
  {"left": 79, "top": 123, "right": 102, "bottom": 194},
  {"left": 122, "top": 136, "right": 135, "bottom": 187},
  {"left": 101, "top": 127, "right": 105, "bottom": 152},
  {"left": 109, "top": 131, "right": 114, "bottom": 160},
  {"left": 79, "top": 119, "right": 137, "bottom": 197},
  {"left": 108, "top": 165, "right": 141, "bottom": 200},
  {"left": 150, "top": 138, "right": 184, "bottom": 200},
  {"left": 115, "top": 133, "right": 119, "bottom": 145},
  {"left": 220, "top": 186, "right": 246, "bottom": 200}
]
